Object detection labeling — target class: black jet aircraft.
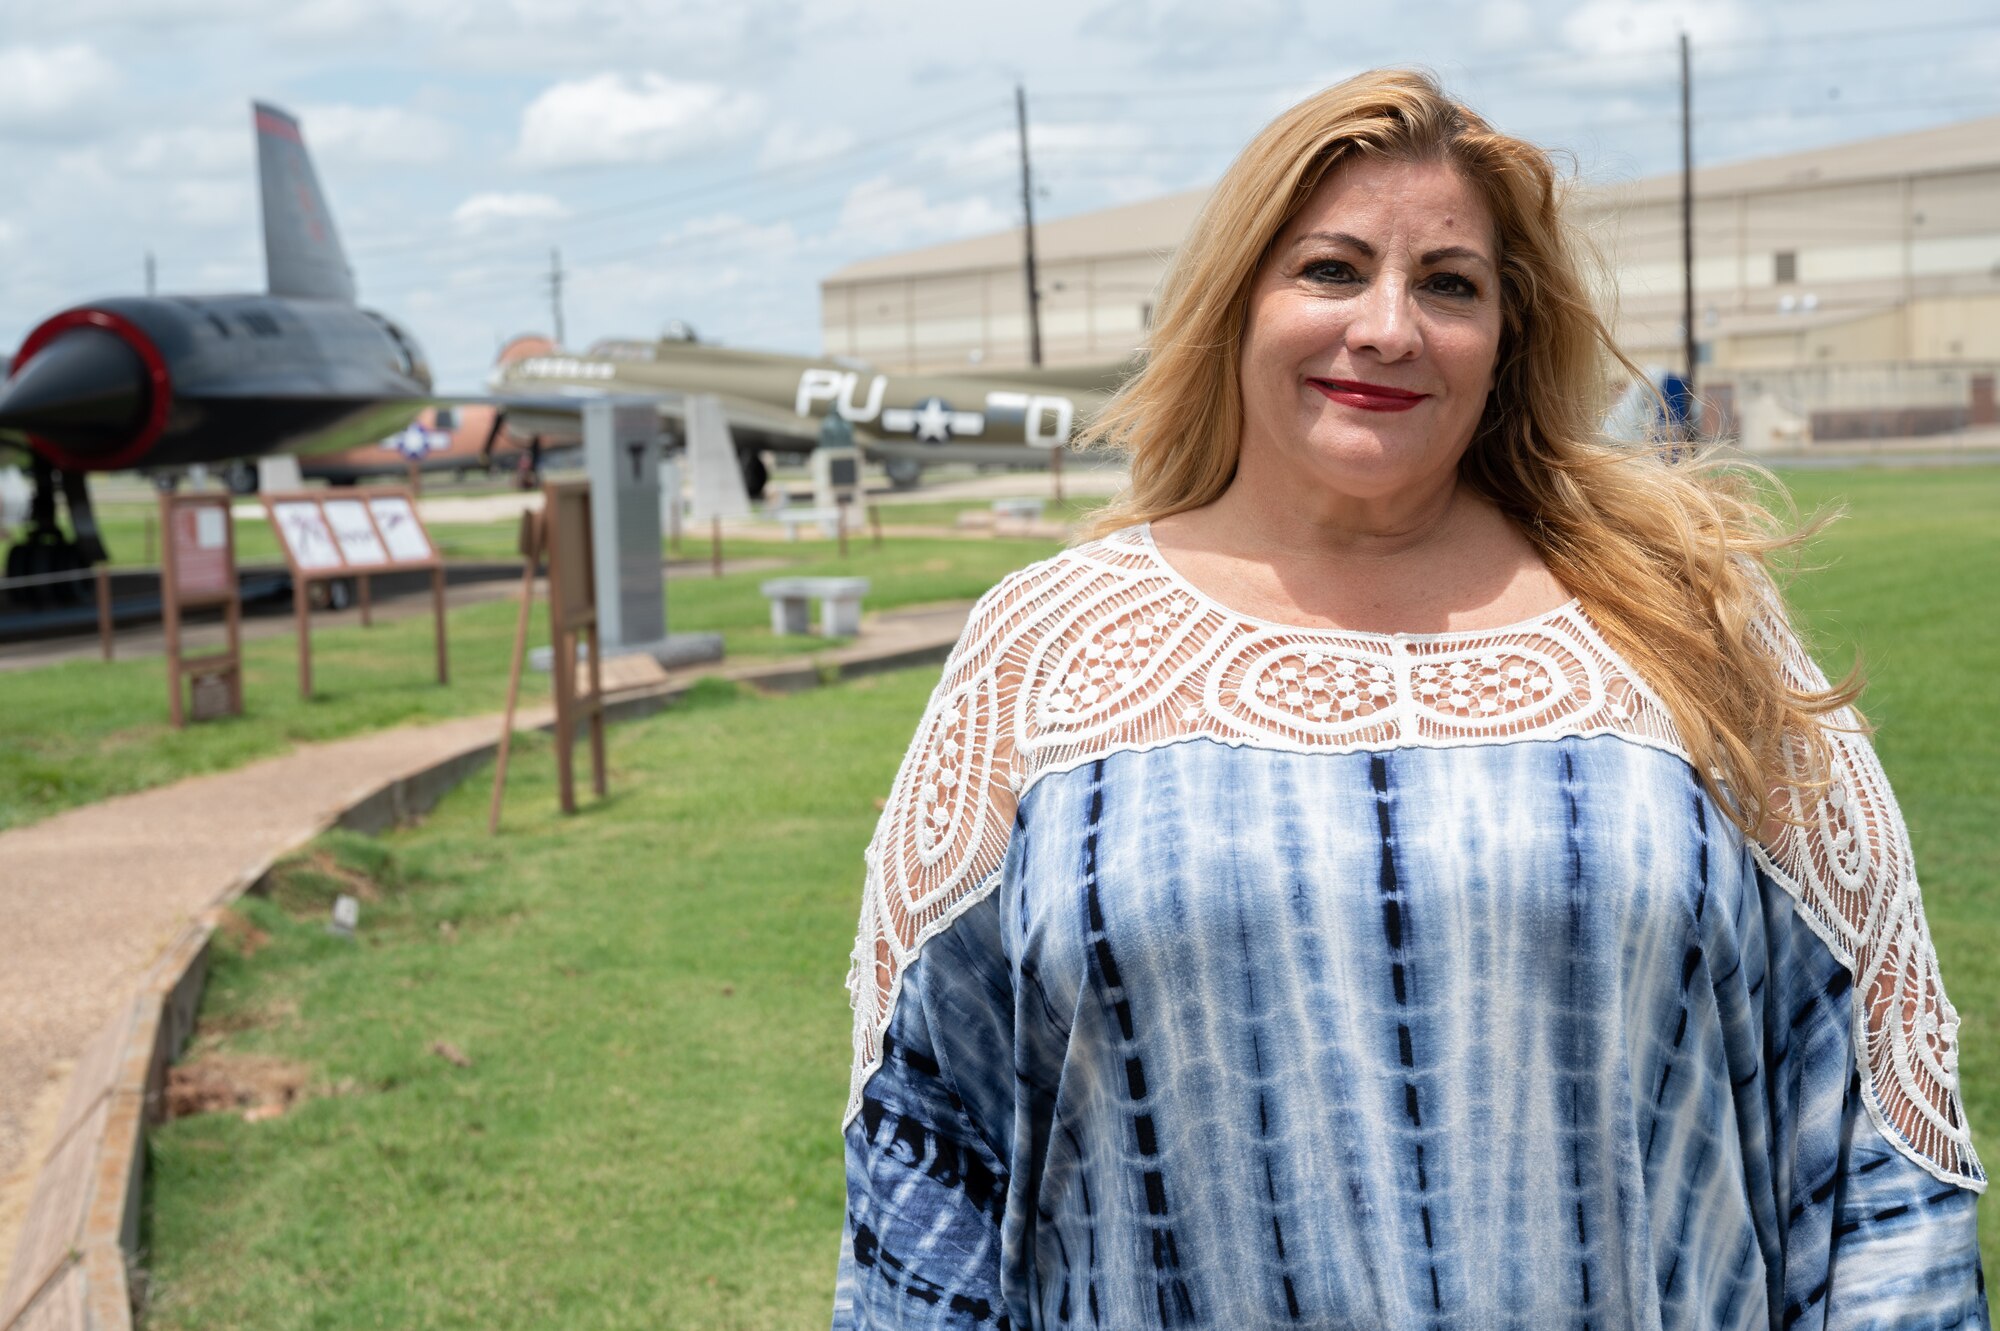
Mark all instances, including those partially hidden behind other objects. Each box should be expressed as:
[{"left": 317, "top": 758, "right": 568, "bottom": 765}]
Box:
[{"left": 0, "top": 102, "right": 431, "bottom": 581}]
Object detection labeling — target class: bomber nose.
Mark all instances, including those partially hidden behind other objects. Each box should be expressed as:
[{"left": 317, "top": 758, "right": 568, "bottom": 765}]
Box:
[{"left": 0, "top": 327, "right": 150, "bottom": 461}]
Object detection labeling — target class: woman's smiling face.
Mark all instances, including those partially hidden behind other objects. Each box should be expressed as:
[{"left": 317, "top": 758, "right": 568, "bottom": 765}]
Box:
[{"left": 1237, "top": 155, "right": 1504, "bottom": 509}]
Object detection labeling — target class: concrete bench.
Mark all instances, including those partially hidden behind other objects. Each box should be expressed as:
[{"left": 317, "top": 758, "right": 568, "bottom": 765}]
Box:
[
  {"left": 776, "top": 507, "right": 844, "bottom": 540},
  {"left": 992, "top": 498, "right": 1045, "bottom": 521},
  {"left": 762, "top": 576, "right": 870, "bottom": 637}
]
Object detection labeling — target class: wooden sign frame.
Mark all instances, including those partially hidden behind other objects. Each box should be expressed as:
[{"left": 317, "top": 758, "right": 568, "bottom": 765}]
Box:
[
  {"left": 259, "top": 487, "right": 448, "bottom": 698},
  {"left": 159, "top": 492, "right": 242, "bottom": 728},
  {"left": 542, "top": 480, "right": 607, "bottom": 814}
]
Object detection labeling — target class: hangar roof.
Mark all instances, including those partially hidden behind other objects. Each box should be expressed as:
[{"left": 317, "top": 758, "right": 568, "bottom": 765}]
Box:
[
  {"left": 825, "top": 187, "right": 1209, "bottom": 284},
  {"left": 824, "top": 112, "right": 2000, "bottom": 284},
  {"left": 1585, "top": 112, "right": 2000, "bottom": 208}
]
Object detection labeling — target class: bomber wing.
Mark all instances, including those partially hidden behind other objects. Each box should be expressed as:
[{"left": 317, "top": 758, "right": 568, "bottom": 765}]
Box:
[{"left": 487, "top": 386, "right": 821, "bottom": 450}]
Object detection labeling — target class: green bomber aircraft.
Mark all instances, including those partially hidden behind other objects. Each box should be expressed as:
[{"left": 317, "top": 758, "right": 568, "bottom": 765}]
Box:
[{"left": 487, "top": 326, "right": 1138, "bottom": 496}]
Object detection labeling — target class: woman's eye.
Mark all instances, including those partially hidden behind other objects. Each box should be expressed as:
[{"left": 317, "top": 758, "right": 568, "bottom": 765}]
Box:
[
  {"left": 1427, "top": 272, "right": 1478, "bottom": 298},
  {"left": 1303, "top": 260, "right": 1358, "bottom": 284}
]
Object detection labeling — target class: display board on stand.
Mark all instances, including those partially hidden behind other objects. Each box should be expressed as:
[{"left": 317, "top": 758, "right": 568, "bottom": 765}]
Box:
[
  {"left": 260, "top": 487, "right": 448, "bottom": 698},
  {"left": 810, "top": 410, "right": 878, "bottom": 553},
  {"left": 160, "top": 492, "right": 242, "bottom": 727},
  {"left": 490, "top": 481, "right": 608, "bottom": 828}
]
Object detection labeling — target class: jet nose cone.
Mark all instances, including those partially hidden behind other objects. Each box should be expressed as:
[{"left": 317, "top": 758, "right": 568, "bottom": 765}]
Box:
[{"left": 0, "top": 327, "right": 149, "bottom": 460}]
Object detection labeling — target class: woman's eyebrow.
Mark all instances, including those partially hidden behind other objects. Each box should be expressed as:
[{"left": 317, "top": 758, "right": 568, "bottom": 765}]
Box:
[
  {"left": 1287, "top": 232, "right": 1493, "bottom": 271},
  {"left": 1421, "top": 244, "right": 1493, "bottom": 269},
  {"left": 1292, "top": 230, "right": 1373, "bottom": 256}
]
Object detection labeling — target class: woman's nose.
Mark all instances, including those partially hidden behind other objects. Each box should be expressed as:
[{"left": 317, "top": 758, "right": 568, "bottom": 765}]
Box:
[{"left": 1344, "top": 276, "right": 1423, "bottom": 362}]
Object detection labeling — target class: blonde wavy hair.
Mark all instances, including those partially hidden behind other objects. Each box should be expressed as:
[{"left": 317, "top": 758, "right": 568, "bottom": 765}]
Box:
[{"left": 1080, "top": 68, "right": 1855, "bottom": 835}]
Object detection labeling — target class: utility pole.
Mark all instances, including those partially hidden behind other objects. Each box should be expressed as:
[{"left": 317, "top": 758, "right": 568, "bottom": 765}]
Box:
[
  {"left": 145, "top": 251, "right": 156, "bottom": 296},
  {"left": 1016, "top": 83, "right": 1044, "bottom": 368},
  {"left": 1679, "top": 32, "right": 1697, "bottom": 401},
  {"left": 547, "top": 247, "right": 567, "bottom": 350}
]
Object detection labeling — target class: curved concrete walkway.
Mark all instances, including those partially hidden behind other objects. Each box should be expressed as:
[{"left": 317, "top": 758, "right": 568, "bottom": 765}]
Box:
[{"left": 0, "top": 599, "right": 971, "bottom": 1287}]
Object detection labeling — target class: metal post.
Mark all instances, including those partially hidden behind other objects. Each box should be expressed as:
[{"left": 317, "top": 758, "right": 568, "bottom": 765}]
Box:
[
  {"left": 1016, "top": 84, "right": 1044, "bottom": 368},
  {"left": 549, "top": 248, "right": 567, "bottom": 350},
  {"left": 1680, "top": 31, "right": 1697, "bottom": 400}
]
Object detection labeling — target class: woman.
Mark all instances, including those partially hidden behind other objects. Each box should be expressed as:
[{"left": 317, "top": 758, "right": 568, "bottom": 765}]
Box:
[{"left": 833, "top": 70, "right": 1985, "bottom": 1330}]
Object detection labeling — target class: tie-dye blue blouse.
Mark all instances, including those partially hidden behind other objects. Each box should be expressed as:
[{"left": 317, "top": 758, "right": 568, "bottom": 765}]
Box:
[{"left": 833, "top": 527, "right": 1986, "bottom": 1331}]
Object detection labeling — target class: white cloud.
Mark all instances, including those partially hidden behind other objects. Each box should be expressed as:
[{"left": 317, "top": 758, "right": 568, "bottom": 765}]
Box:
[
  {"left": 662, "top": 211, "right": 801, "bottom": 257},
  {"left": 452, "top": 191, "right": 569, "bottom": 232},
  {"left": 924, "top": 121, "right": 1149, "bottom": 182},
  {"left": 758, "top": 121, "right": 857, "bottom": 171},
  {"left": 1078, "top": 0, "right": 1305, "bottom": 69},
  {"left": 1478, "top": 0, "right": 1538, "bottom": 47},
  {"left": 170, "top": 179, "right": 253, "bottom": 228},
  {"left": 0, "top": 44, "right": 116, "bottom": 137},
  {"left": 516, "top": 73, "right": 763, "bottom": 169},
  {"left": 126, "top": 124, "right": 245, "bottom": 176},
  {"left": 833, "top": 176, "right": 1011, "bottom": 252},
  {"left": 1560, "top": 0, "right": 1755, "bottom": 61},
  {"left": 299, "top": 103, "right": 455, "bottom": 165}
]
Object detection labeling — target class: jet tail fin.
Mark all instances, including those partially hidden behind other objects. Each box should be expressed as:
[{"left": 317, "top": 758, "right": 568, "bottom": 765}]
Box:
[{"left": 254, "top": 102, "right": 356, "bottom": 303}]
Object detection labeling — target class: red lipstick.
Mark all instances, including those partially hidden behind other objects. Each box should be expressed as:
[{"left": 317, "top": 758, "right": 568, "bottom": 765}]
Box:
[{"left": 1309, "top": 379, "right": 1428, "bottom": 412}]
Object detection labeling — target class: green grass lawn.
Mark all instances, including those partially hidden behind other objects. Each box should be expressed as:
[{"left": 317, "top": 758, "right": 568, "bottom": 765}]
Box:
[
  {"left": 868, "top": 494, "right": 1107, "bottom": 528},
  {"left": 0, "top": 534, "right": 1070, "bottom": 831},
  {"left": 135, "top": 465, "right": 2000, "bottom": 1326}
]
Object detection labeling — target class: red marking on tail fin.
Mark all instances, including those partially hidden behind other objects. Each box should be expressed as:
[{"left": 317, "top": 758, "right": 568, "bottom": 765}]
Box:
[{"left": 255, "top": 108, "right": 302, "bottom": 142}]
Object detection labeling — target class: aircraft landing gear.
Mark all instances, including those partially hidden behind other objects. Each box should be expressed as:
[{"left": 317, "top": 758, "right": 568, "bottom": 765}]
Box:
[
  {"left": 2, "top": 455, "right": 108, "bottom": 609},
  {"left": 885, "top": 457, "right": 923, "bottom": 490},
  {"left": 739, "top": 449, "right": 768, "bottom": 500}
]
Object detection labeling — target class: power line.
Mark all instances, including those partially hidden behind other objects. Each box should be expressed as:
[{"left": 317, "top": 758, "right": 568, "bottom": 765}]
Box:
[{"left": 343, "top": 98, "right": 1012, "bottom": 268}]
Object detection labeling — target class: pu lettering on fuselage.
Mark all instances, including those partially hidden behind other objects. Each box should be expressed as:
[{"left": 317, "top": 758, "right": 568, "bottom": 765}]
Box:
[{"left": 793, "top": 368, "right": 1074, "bottom": 448}]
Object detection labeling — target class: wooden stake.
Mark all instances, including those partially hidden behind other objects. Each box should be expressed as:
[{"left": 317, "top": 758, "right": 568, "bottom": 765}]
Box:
[
  {"left": 870, "top": 503, "right": 883, "bottom": 549},
  {"left": 1051, "top": 443, "right": 1065, "bottom": 506},
  {"left": 95, "top": 564, "right": 113, "bottom": 662},
  {"left": 488, "top": 515, "right": 541, "bottom": 835},
  {"left": 585, "top": 622, "right": 607, "bottom": 798},
  {"left": 162, "top": 498, "right": 184, "bottom": 728},
  {"left": 711, "top": 517, "right": 723, "bottom": 577},
  {"left": 837, "top": 502, "right": 850, "bottom": 559},
  {"left": 432, "top": 565, "right": 449, "bottom": 684},
  {"left": 295, "top": 575, "right": 312, "bottom": 698}
]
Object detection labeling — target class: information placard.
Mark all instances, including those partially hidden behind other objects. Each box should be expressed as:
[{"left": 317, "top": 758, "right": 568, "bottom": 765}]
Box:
[
  {"left": 272, "top": 501, "right": 343, "bottom": 571},
  {"left": 159, "top": 492, "right": 242, "bottom": 728},
  {"left": 323, "top": 498, "right": 389, "bottom": 566},
  {"left": 260, "top": 488, "right": 448, "bottom": 697},
  {"left": 170, "top": 501, "right": 234, "bottom": 599},
  {"left": 369, "top": 495, "right": 433, "bottom": 562}
]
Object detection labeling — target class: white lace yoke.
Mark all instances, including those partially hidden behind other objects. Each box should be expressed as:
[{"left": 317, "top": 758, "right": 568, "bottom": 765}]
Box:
[{"left": 843, "top": 525, "right": 1983, "bottom": 1191}]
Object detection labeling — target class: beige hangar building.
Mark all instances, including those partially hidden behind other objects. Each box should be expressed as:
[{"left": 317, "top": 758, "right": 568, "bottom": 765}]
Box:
[{"left": 819, "top": 114, "right": 2000, "bottom": 442}]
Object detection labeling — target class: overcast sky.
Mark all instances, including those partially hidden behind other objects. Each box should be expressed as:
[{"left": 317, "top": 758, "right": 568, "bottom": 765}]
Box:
[{"left": 2, "top": 0, "right": 1996, "bottom": 390}]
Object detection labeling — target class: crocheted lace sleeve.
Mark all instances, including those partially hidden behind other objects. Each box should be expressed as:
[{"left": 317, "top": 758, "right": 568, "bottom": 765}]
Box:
[
  {"left": 1750, "top": 598, "right": 1984, "bottom": 1190},
  {"left": 841, "top": 568, "right": 1041, "bottom": 1128}
]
